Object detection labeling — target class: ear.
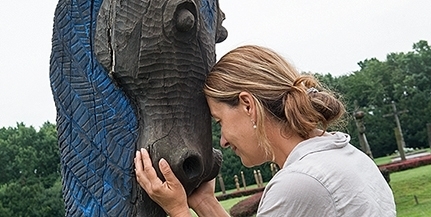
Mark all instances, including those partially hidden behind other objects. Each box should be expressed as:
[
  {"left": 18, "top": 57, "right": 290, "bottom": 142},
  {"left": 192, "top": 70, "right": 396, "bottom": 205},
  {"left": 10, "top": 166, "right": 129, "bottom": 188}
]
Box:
[{"left": 238, "top": 91, "right": 256, "bottom": 118}]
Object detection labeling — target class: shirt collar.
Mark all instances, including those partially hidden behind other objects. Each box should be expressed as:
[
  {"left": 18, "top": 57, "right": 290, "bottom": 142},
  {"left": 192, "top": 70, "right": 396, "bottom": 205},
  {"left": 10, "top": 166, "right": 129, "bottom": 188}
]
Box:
[{"left": 283, "top": 132, "right": 350, "bottom": 168}]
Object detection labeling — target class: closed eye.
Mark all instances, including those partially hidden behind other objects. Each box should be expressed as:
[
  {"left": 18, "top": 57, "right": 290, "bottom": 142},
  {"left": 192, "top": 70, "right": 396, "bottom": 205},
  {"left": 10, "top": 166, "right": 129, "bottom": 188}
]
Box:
[{"left": 212, "top": 118, "right": 221, "bottom": 126}]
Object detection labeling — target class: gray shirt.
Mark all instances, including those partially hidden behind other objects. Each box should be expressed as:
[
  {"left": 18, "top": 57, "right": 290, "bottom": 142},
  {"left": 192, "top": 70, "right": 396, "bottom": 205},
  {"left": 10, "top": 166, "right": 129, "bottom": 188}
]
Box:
[{"left": 257, "top": 132, "right": 396, "bottom": 216}]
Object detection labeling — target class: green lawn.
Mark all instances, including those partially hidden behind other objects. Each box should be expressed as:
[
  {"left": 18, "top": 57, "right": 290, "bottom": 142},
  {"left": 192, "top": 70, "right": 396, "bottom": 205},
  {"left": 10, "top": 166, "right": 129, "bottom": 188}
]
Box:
[
  {"left": 191, "top": 195, "right": 252, "bottom": 216},
  {"left": 391, "top": 164, "right": 431, "bottom": 217},
  {"left": 374, "top": 155, "right": 393, "bottom": 165}
]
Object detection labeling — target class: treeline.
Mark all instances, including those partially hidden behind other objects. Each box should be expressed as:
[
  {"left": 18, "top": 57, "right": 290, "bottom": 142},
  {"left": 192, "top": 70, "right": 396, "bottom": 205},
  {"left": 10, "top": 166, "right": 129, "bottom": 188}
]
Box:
[
  {"left": 317, "top": 40, "right": 431, "bottom": 158},
  {"left": 0, "top": 122, "right": 64, "bottom": 216},
  {"left": 1, "top": 40, "right": 430, "bottom": 214}
]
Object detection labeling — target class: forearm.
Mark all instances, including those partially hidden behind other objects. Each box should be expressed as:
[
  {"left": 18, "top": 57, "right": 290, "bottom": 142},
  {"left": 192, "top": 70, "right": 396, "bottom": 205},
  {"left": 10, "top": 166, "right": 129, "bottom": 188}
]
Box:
[
  {"left": 167, "top": 207, "right": 194, "bottom": 217},
  {"left": 190, "top": 196, "right": 229, "bottom": 217}
]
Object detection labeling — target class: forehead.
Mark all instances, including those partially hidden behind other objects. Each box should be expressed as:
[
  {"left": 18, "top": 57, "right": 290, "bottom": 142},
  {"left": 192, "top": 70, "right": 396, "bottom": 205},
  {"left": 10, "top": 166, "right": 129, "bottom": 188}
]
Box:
[
  {"left": 206, "top": 97, "right": 229, "bottom": 118},
  {"left": 206, "top": 97, "right": 220, "bottom": 117}
]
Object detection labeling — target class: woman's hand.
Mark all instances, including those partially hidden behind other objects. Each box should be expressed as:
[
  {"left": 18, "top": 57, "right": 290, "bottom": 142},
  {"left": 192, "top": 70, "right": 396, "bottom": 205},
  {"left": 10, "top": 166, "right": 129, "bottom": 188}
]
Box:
[
  {"left": 187, "top": 179, "right": 230, "bottom": 217},
  {"left": 188, "top": 179, "right": 216, "bottom": 209},
  {"left": 135, "top": 148, "right": 191, "bottom": 217}
]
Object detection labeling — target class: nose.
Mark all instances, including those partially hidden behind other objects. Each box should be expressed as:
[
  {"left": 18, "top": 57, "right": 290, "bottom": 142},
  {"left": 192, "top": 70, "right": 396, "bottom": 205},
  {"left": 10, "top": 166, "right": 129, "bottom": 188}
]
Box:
[
  {"left": 166, "top": 151, "right": 204, "bottom": 191},
  {"left": 219, "top": 134, "right": 229, "bottom": 148},
  {"left": 181, "top": 153, "right": 203, "bottom": 180}
]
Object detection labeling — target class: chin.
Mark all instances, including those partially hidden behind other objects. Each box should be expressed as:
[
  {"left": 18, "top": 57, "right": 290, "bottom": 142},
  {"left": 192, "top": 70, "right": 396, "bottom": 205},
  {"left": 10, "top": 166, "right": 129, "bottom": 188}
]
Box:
[{"left": 241, "top": 159, "right": 261, "bottom": 168}]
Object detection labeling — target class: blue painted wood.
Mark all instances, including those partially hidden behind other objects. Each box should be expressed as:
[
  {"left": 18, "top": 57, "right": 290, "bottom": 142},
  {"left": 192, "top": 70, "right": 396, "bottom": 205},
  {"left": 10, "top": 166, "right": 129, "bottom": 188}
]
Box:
[{"left": 50, "top": 0, "right": 138, "bottom": 215}]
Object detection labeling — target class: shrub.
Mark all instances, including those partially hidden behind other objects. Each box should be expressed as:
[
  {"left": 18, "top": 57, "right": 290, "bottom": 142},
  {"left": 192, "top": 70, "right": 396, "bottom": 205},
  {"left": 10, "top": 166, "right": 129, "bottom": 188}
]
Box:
[
  {"left": 379, "top": 168, "right": 391, "bottom": 184},
  {"left": 379, "top": 154, "right": 431, "bottom": 173},
  {"left": 216, "top": 187, "right": 264, "bottom": 201},
  {"left": 229, "top": 192, "right": 263, "bottom": 217}
]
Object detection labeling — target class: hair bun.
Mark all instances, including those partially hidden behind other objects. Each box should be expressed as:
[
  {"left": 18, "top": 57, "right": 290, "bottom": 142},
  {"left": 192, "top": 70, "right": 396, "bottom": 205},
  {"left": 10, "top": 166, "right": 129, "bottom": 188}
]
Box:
[{"left": 310, "top": 91, "right": 345, "bottom": 124}]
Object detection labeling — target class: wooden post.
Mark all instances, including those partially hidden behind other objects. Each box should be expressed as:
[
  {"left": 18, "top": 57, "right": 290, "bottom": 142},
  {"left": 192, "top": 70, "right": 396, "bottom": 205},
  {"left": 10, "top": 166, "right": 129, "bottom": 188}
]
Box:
[
  {"left": 240, "top": 171, "right": 247, "bottom": 190},
  {"left": 270, "top": 163, "right": 275, "bottom": 176},
  {"left": 352, "top": 101, "right": 373, "bottom": 158},
  {"left": 427, "top": 123, "right": 431, "bottom": 150},
  {"left": 270, "top": 163, "right": 279, "bottom": 176},
  {"left": 383, "top": 101, "right": 408, "bottom": 160},
  {"left": 360, "top": 134, "right": 373, "bottom": 159},
  {"left": 234, "top": 175, "right": 240, "bottom": 191},
  {"left": 414, "top": 195, "right": 419, "bottom": 205},
  {"left": 257, "top": 170, "right": 263, "bottom": 187},
  {"left": 394, "top": 128, "right": 406, "bottom": 161},
  {"left": 354, "top": 109, "right": 373, "bottom": 159},
  {"left": 253, "top": 170, "right": 259, "bottom": 187},
  {"left": 392, "top": 102, "right": 407, "bottom": 149},
  {"left": 218, "top": 173, "right": 226, "bottom": 195}
]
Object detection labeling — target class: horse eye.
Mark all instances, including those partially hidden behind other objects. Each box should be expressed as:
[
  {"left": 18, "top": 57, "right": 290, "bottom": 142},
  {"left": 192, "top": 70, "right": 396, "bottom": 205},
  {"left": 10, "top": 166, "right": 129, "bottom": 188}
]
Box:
[
  {"left": 163, "top": 1, "right": 197, "bottom": 41},
  {"left": 176, "top": 8, "right": 195, "bottom": 32}
]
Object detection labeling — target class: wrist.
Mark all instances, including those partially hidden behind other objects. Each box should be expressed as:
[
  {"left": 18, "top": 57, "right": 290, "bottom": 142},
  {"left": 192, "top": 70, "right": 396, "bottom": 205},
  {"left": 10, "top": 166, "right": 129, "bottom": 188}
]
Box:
[
  {"left": 167, "top": 206, "right": 193, "bottom": 217},
  {"left": 189, "top": 194, "right": 216, "bottom": 210},
  {"left": 191, "top": 196, "right": 228, "bottom": 217}
]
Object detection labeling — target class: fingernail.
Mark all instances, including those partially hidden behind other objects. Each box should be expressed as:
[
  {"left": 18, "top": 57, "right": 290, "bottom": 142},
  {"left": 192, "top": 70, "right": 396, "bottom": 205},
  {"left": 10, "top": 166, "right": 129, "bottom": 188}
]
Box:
[{"left": 160, "top": 158, "right": 167, "bottom": 167}]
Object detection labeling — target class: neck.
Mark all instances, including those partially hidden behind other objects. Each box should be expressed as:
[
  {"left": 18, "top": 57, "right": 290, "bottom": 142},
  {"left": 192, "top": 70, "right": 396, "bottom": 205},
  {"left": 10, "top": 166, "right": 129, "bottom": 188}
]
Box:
[{"left": 269, "top": 128, "right": 325, "bottom": 167}]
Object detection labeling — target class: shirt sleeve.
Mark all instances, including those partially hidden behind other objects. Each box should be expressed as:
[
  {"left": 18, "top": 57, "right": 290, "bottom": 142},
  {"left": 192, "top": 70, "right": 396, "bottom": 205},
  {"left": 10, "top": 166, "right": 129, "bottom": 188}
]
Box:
[{"left": 257, "top": 171, "right": 336, "bottom": 217}]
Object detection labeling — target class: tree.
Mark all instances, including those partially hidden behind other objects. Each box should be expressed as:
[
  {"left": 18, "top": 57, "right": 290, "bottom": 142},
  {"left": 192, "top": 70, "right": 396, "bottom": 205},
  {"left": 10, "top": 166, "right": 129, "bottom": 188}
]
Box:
[
  {"left": 0, "top": 123, "right": 64, "bottom": 216},
  {"left": 333, "top": 41, "right": 431, "bottom": 157},
  {"left": 0, "top": 178, "right": 64, "bottom": 217}
]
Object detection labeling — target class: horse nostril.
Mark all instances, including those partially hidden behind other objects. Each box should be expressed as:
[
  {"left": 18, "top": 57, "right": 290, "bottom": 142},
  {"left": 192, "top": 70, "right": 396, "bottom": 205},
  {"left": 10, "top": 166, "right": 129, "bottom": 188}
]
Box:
[{"left": 182, "top": 155, "right": 202, "bottom": 180}]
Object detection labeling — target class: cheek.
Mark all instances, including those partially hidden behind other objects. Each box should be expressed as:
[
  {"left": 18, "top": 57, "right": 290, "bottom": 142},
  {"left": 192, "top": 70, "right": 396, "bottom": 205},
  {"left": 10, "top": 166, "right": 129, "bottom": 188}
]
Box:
[
  {"left": 222, "top": 119, "right": 246, "bottom": 140},
  {"left": 241, "top": 146, "right": 268, "bottom": 167},
  {"left": 222, "top": 111, "right": 256, "bottom": 146},
  {"left": 243, "top": 133, "right": 269, "bottom": 162}
]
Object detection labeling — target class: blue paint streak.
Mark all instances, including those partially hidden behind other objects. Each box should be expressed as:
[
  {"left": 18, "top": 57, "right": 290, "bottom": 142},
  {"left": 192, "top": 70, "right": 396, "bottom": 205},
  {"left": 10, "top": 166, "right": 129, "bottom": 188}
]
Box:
[
  {"left": 50, "top": 0, "right": 138, "bottom": 216},
  {"left": 200, "top": 0, "right": 216, "bottom": 33}
]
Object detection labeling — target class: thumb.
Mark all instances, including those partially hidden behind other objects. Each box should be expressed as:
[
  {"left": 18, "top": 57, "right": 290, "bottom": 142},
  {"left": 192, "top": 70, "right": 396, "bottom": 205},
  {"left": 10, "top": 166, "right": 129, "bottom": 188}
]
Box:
[{"left": 159, "top": 158, "right": 180, "bottom": 185}]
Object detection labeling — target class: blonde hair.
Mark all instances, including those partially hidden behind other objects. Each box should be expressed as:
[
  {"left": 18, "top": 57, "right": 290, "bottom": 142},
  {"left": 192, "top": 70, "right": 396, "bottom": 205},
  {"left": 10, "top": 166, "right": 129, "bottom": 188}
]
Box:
[{"left": 204, "top": 45, "right": 345, "bottom": 158}]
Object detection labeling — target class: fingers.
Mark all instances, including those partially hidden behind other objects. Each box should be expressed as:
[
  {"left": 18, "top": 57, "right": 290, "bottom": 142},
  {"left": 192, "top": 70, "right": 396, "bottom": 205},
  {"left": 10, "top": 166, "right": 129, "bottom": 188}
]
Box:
[
  {"left": 135, "top": 149, "right": 182, "bottom": 190},
  {"left": 135, "top": 148, "right": 162, "bottom": 190},
  {"left": 134, "top": 149, "right": 148, "bottom": 187},
  {"left": 134, "top": 149, "right": 190, "bottom": 215},
  {"left": 134, "top": 150, "right": 144, "bottom": 174},
  {"left": 159, "top": 158, "right": 181, "bottom": 189}
]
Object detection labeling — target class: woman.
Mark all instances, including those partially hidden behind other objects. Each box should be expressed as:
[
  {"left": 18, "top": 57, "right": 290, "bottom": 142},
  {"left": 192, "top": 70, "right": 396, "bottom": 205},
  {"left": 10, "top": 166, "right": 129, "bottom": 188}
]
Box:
[{"left": 134, "top": 45, "right": 396, "bottom": 216}]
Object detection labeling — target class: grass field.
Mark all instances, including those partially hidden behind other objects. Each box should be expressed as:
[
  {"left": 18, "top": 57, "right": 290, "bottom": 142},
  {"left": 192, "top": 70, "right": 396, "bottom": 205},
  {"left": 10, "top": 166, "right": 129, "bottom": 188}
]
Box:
[
  {"left": 373, "top": 155, "right": 393, "bottom": 165},
  {"left": 214, "top": 153, "right": 431, "bottom": 216},
  {"left": 391, "top": 164, "right": 431, "bottom": 217}
]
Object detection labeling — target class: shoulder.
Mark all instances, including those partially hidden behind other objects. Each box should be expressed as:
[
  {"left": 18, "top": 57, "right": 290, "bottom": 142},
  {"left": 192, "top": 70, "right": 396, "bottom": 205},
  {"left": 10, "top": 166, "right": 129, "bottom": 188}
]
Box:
[
  {"left": 257, "top": 171, "right": 336, "bottom": 216},
  {"left": 264, "top": 170, "right": 332, "bottom": 200}
]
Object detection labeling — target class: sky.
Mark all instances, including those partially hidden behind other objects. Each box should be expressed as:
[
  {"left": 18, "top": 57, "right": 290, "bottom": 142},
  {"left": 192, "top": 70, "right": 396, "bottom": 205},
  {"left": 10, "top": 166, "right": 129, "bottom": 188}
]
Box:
[{"left": 0, "top": 0, "right": 430, "bottom": 129}]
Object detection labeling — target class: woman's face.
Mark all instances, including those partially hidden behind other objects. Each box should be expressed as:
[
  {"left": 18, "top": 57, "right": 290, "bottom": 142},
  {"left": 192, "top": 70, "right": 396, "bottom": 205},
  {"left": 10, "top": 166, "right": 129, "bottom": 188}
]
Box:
[{"left": 206, "top": 97, "right": 267, "bottom": 167}]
